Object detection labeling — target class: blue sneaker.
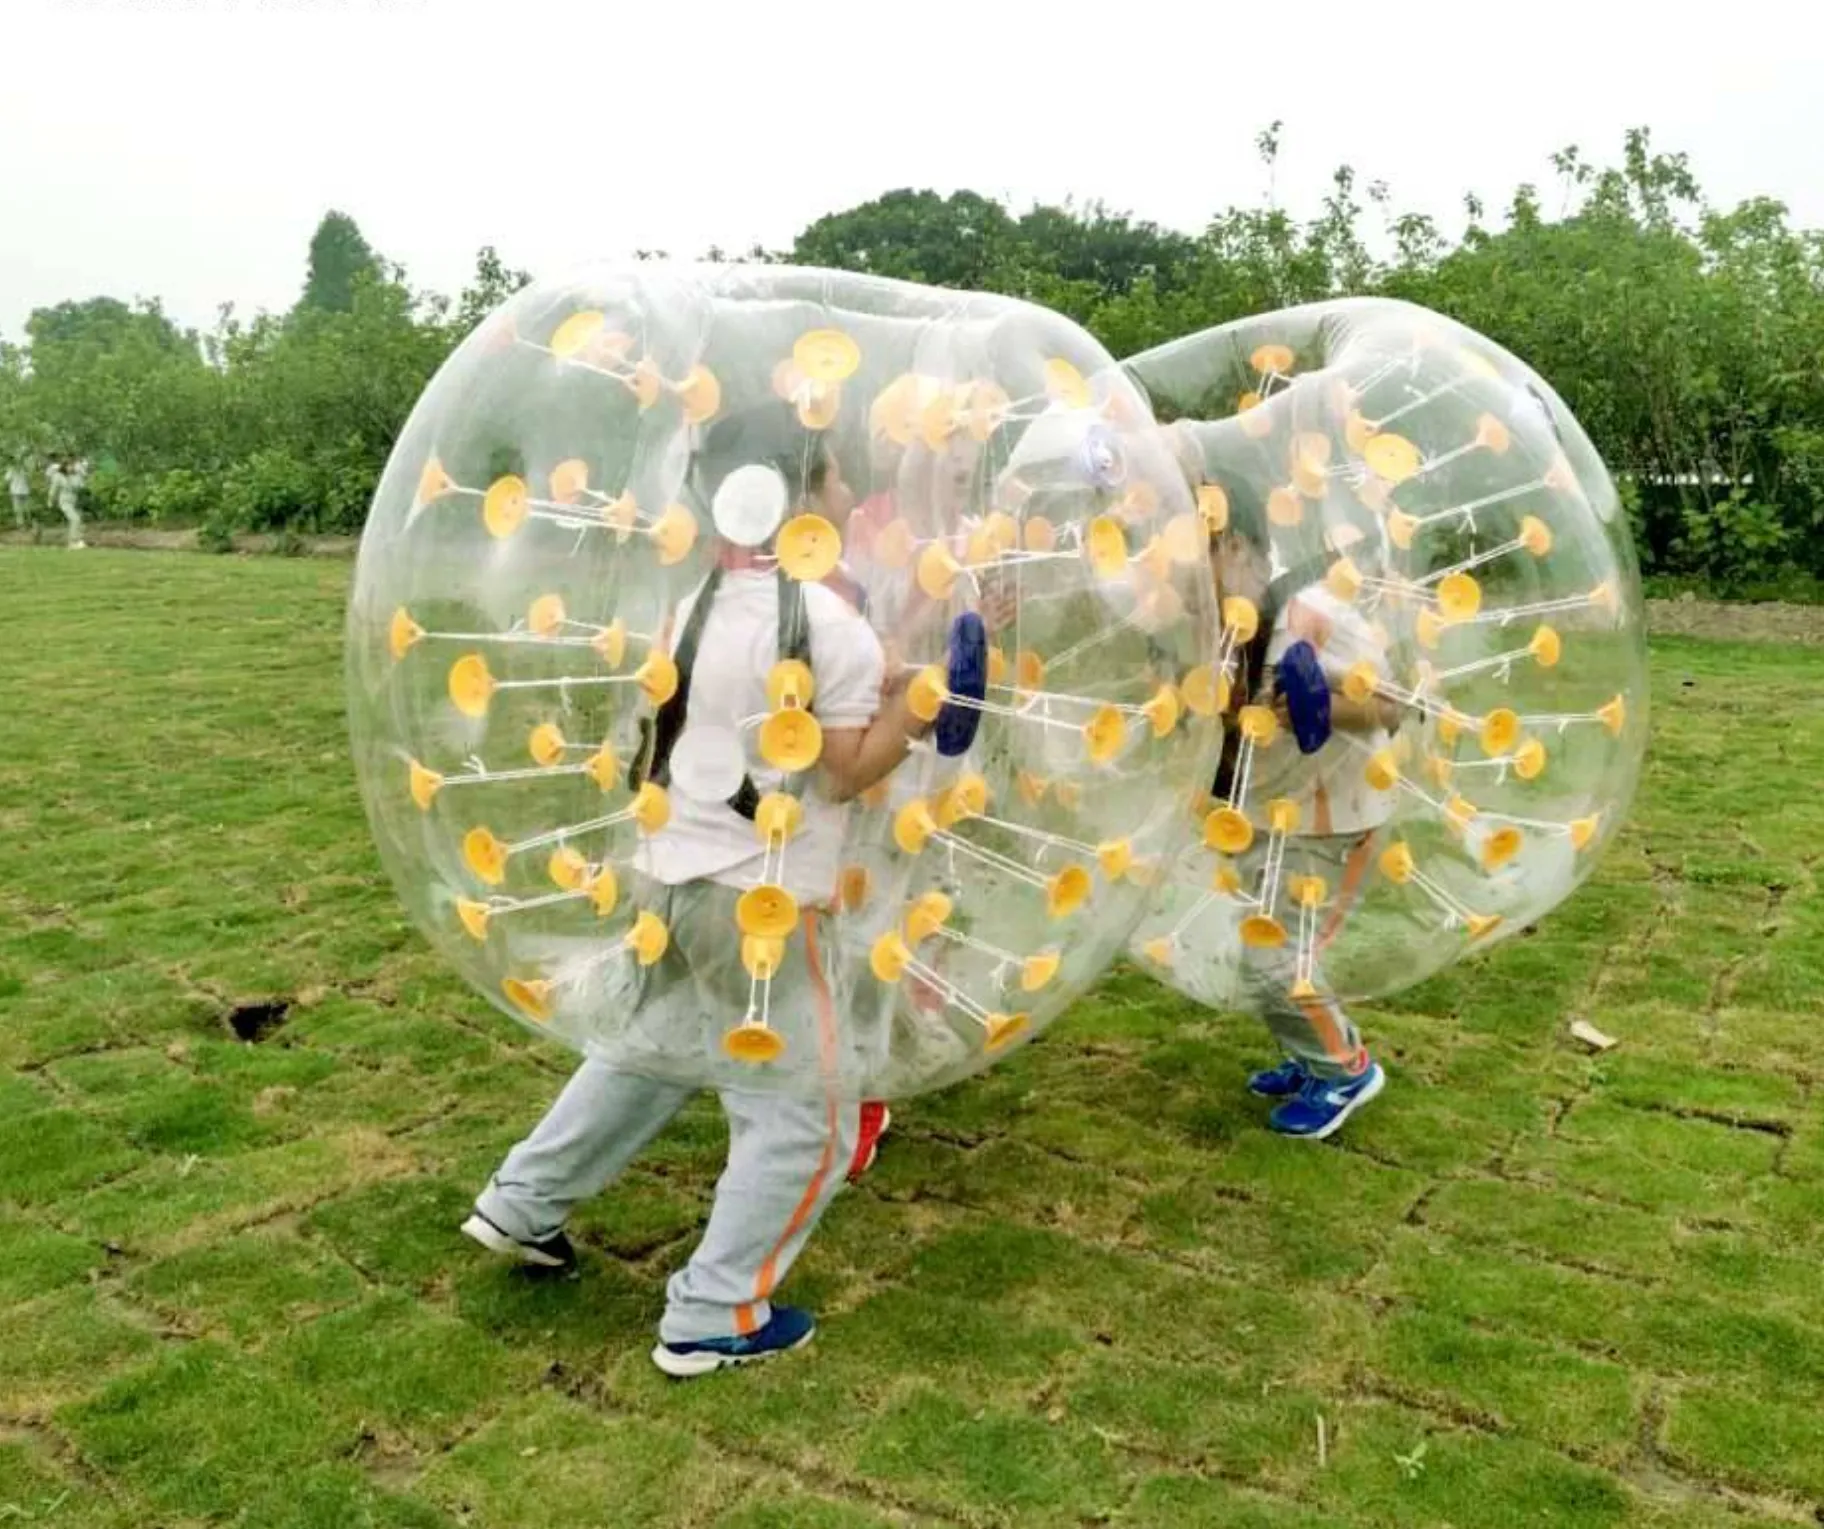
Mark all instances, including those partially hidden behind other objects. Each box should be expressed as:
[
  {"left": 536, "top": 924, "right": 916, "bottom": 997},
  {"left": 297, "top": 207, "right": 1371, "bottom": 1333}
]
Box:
[
  {"left": 1247, "top": 1058, "right": 1311, "bottom": 1098},
  {"left": 1269, "top": 1062, "right": 1385, "bottom": 1140},
  {"left": 652, "top": 1306, "right": 816, "bottom": 1378}
]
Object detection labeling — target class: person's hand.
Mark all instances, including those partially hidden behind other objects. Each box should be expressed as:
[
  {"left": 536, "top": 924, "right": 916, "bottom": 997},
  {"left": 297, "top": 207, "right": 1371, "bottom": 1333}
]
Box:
[{"left": 980, "top": 583, "right": 1017, "bottom": 635}]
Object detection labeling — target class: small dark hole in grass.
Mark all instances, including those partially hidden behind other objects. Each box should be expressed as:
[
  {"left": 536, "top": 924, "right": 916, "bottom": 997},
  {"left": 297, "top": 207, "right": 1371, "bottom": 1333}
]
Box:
[{"left": 228, "top": 999, "right": 291, "bottom": 1043}]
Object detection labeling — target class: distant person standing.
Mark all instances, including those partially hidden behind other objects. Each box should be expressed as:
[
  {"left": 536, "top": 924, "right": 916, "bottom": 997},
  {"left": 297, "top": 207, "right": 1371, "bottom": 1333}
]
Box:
[
  {"left": 45, "top": 456, "right": 87, "bottom": 549},
  {"left": 5, "top": 460, "right": 29, "bottom": 530}
]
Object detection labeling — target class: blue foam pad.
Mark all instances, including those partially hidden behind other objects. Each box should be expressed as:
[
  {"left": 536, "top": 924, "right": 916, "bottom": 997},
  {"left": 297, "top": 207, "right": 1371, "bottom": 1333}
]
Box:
[
  {"left": 1276, "top": 640, "right": 1332, "bottom": 755},
  {"left": 934, "top": 611, "right": 988, "bottom": 757}
]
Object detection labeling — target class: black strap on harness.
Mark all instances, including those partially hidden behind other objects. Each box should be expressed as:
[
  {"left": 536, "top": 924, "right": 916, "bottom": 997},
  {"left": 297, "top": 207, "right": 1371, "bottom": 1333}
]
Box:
[
  {"left": 633, "top": 566, "right": 813, "bottom": 821},
  {"left": 1212, "top": 547, "right": 1343, "bottom": 801}
]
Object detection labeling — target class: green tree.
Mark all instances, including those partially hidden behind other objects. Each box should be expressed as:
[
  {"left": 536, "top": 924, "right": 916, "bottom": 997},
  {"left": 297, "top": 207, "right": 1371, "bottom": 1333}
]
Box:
[{"left": 300, "top": 211, "right": 381, "bottom": 314}]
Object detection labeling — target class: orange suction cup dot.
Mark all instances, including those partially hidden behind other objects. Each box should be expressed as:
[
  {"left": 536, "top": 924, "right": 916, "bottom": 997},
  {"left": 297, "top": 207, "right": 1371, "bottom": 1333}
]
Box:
[
  {"left": 675, "top": 365, "right": 721, "bottom": 424},
  {"left": 893, "top": 799, "right": 938, "bottom": 855},
  {"left": 629, "top": 358, "right": 662, "bottom": 410},
  {"left": 1204, "top": 807, "right": 1254, "bottom": 855},
  {"left": 1084, "top": 705, "right": 1127, "bottom": 764},
  {"left": 904, "top": 891, "right": 954, "bottom": 943},
  {"left": 1222, "top": 596, "right": 1260, "bottom": 643},
  {"left": 448, "top": 654, "right": 496, "bottom": 718},
  {"left": 1043, "top": 357, "right": 1091, "bottom": 408},
  {"left": 502, "top": 978, "right": 554, "bottom": 1023},
  {"left": 1481, "top": 826, "right": 1523, "bottom": 872},
  {"left": 636, "top": 652, "right": 679, "bottom": 705},
  {"left": 906, "top": 666, "right": 948, "bottom": 723},
  {"left": 1096, "top": 839, "right": 1134, "bottom": 880},
  {"left": 389, "top": 608, "right": 425, "bottom": 660},
  {"left": 777, "top": 513, "right": 841, "bottom": 583},
  {"left": 723, "top": 1022, "right": 786, "bottom": 1064},
  {"left": 416, "top": 457, "right": 457, "bottom": 507},
  {"left": 482, "top": 475, "right": 529, "bottom": 539},
  {"left": 793, "top": 329, "right": 861, "bottom": 383},
  {"left": 1364, "top": 749, "right": 1400, "bottom": 791},
  {"left": 528, "top": 723, "right": 567, "bottom": 768},
  {"left": 585, "top": 865, "right": 620, "bottom": 917},
  {"left": 547, "top": 846, "right": 588, "bottom": 891},
  {"left": 591, "top": 618, "right": 627, "bottom": 666},
  {"left": 1379, "top": 842, "right": 1416, "bottom": 884},
  {"left": 463, "top": 827, "right": 508, "bottom": 887},
  {"left": 584, "top": 746, "right": 619, "bottom": 792},
  {"left": 1437, "top": 573, "right": 1482, "bottom": 622},
  {"left": 917, "top": 542, "right": 962, "bottom": 599},
  {"left": 983, "top": 1012, "right": 1031, "bottom": 1052},
  {"left": 456, "top": 899, "right": 492, "bottom": 942},
  {"left": 630, "top": 781, "right": 670, "bottom": 833},
  {"left": 1363, "top": 433, "right": 1421, "bottom": 483},
  {"left": 625, "top": 910, "right": 670, "bottom": 964},
  {"left": 1250, "top": 343, "right": 1295, "bottom": 375},
  {"left": 736, "top": 884, "right": 799, "bottom": 940},
  {"left": 548, "top": 310, "right": 605, "bottom": 359},
  {"left": 1240, "top": 914, "right": 1287, "bottom": 949},
  {"left": 1021, "top": 951, "right": 1062, "bottom": 992},
  {"left": 870, "top": 929, "right": 912, "bottom": 982},
  {"left": 408, "top": 760, "right": 443, "bottom": 810},
  {"left": 741, "top": 935, "right": 786, "bottom": 981},
  {"left": 759, "top": 709, "right": 823, "bottom": 772},
  {"left": 548, "top": 459, "right": 588, "bottom": 506},
  {"left": 1046, "top": 865, "right": 1092, "bottom": 919},
  {"left": 1480, "top": 708, "right": 1520, "bottom": 756},
  {"left": 753, "top": 793, "right": 804, "bottom": 843}
]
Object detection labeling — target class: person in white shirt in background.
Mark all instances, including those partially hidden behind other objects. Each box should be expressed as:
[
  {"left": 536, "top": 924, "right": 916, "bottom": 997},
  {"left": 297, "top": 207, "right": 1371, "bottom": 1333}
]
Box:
[
  {"left": 6, "top": 460, "right": 31, "bottom": 530},
  {"left": 464, "top": 402, "right": 934, "bottom": 1377},
  {"left": 44, "top": 456, "right": 87, "bottom": 548},
  {"left": 1211, "top": 516, "right": 1397, "bottom": 1140}
]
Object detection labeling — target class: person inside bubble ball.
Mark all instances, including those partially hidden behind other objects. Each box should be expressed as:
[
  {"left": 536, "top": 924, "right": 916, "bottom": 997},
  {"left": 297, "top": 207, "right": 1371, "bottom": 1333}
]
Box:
[
  {"left": 462, "top": 402, "right": 935, "bottom": 1376},
  {"left": 1209, "top": 504, "right": 1398, "bottom": 1139}
]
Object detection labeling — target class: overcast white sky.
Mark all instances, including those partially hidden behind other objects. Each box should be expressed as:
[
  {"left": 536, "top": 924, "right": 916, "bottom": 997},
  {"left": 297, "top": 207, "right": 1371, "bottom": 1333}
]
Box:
[{"left": 3, "top": 0, "right": 1821, "bottom": 339}]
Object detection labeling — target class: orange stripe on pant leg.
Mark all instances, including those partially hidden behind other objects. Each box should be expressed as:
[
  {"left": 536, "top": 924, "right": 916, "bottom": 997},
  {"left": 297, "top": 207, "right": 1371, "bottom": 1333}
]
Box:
[
  {"left": 1295, "top": 993, "right": 1359, "bottom": 1069},
  {"left": 749, "top": 914, "right": 842, "bottom": 1315},
  {"left": 1316, "top": 834, "right": 1375, "bottom": 952}
]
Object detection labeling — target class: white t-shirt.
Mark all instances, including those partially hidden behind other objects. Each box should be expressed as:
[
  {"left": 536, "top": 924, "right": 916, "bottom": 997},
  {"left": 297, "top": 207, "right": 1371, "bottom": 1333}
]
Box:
[
  {"left": 637, "top": 571, "right": 885, "bottom": 903},
  {"left": 1249, "top": 583, "right": 1396, "bottom": 837},
  {"left": 5, "top": 467, "right": 28, "bottom": 497}
]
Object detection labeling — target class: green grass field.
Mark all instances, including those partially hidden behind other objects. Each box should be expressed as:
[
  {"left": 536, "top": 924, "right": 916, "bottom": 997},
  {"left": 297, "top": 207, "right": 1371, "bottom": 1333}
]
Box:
[{"left": 2, "top": 548, "right": 1822, "bottom": 1529}]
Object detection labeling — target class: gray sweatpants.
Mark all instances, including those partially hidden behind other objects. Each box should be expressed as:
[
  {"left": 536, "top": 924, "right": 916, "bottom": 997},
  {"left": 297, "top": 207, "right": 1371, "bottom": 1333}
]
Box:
[
  {"left": 9, "top": 491, "right": 27, "bottom": 528},
  {"left": 476, "top": 1059, "right": 860, "bottom": 1344},
  {"left": 1240, "top": 832, "right": 1375, "bottom": 1081}
]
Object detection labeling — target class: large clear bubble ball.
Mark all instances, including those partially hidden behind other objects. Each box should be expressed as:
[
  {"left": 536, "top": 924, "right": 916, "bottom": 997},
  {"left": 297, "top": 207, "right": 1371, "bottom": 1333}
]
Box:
[
  {"left": 1122, "top": 299, "right": 1648, "bottom": 1010},
  {"left": 348, "top": 264, "right": 1220, "bottom": 1099}
]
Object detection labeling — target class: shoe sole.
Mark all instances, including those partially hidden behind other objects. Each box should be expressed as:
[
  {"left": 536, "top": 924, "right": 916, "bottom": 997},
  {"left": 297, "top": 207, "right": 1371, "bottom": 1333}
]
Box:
[
  {"left": 1282, "top": 1067, "right": 1386, "bottom": 1142},
  {"left": 459, "top": 1213, "right": 569, "bottom": 1268},
  {"left": 650, "top": 1328, "right": 815, "bottom": 1379}
]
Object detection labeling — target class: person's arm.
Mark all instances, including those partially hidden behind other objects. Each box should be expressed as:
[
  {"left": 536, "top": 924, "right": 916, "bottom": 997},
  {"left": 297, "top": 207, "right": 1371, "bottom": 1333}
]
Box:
[{"left": 818, "top": 677, "right": 932, "bottom": 802}]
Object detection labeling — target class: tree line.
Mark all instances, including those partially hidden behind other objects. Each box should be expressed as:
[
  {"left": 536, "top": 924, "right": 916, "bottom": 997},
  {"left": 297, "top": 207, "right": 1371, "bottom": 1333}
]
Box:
[{"left": 3, "top": 130, "right": 1819, "bottom": 590}]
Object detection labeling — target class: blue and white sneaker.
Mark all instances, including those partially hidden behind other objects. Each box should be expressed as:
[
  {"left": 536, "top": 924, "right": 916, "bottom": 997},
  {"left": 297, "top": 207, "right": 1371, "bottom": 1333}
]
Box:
[
  {"left": 1247, "top": 1058, "right": 1312, "bottom": 1098},
  {"left": 652, "top": 1306, "right": 816, "bottom": 1379},
  {"left": 1268, "top": 1062, "right": 1385, "bottom": 1140}
]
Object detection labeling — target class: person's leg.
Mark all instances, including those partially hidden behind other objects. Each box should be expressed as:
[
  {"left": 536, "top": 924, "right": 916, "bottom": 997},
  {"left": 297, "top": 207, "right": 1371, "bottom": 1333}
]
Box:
[
  {"left": 10, "top": 492, "right": 26, "bottom": 528},
  {"left": 60, "top": 495, "right": 83, "bottom": 547},
  {"left": 473, "top": 1054, "right": 692, "bottom": 1247},
  {"left": 1243, "top": 835, "right": 1374, "bottom": 1083},
  {"left": 659, "top": 912, "right": 860, "bottom": 1346}
]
